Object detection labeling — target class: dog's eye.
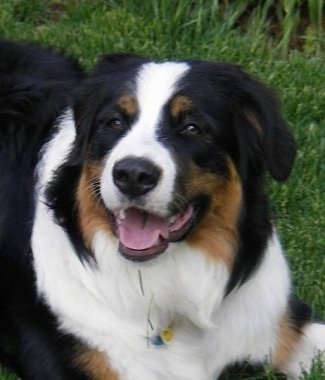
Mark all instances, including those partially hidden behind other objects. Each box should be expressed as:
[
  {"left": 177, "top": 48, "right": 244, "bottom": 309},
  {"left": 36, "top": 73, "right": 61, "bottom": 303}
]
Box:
[
  {"left": 108, "top": 118, "right": 124, "bottom": 130},
  {"left": 180, "top": 124, "right": 201, "bottom": 137}
]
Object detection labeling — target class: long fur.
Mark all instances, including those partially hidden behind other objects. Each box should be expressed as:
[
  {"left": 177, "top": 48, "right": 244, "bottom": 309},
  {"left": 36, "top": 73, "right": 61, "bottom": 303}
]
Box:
[{"left": 0, "top": 41, "right": 324, "bottom": 380}]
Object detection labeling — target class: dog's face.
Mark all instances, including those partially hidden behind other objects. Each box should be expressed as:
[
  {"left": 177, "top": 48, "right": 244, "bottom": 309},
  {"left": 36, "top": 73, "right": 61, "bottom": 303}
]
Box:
[{"left": 54, "top": 55, "right": 296, "bottom": 272}]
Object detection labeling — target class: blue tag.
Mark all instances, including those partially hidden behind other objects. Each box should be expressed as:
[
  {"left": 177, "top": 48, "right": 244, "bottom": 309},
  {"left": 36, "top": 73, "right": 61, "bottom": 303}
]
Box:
[{"left": 151, "top": 335, "right": 164, "bottom": 346}]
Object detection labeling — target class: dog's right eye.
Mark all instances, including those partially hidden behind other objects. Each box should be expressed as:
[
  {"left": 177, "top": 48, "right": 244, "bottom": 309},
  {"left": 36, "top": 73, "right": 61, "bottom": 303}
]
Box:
[{"left": 108, "top": 118, "right": 124, "bottom": 130}]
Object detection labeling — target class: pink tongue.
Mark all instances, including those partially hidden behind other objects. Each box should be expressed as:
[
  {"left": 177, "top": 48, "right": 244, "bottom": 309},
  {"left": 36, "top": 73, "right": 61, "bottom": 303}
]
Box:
[{"left": 117, "top": 209, "right": 169, "bottom": 250}]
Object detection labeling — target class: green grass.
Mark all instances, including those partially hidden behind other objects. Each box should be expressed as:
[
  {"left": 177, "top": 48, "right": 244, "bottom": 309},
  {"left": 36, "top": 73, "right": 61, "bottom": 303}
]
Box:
[
  {"left": 0, "top": 0, "right": 324, "bottom": 379},
  {"left": 0, "top": 367, "right": 15, "bottom": 380}
]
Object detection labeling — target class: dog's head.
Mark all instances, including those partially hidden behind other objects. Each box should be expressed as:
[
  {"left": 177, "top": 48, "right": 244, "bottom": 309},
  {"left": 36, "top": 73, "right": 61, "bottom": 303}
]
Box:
[{"left": 50, "top": 55, "right": 295, "bottom": 285}]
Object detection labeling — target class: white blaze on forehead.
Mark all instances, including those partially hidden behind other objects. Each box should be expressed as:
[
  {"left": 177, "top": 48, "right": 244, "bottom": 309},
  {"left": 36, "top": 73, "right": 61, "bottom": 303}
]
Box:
[
  {"left": 136, "top": 61, "right": 189, "bottom": 129},
  {"left": 100, "top": 61, "right": 190, "bottom": 215}
]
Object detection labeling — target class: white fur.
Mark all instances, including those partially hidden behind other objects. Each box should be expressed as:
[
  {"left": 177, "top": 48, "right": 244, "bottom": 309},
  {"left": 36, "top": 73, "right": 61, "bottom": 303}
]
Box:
[
  {"left": 33, "top": 171, "right": 291, "bottom": 380},
  {"left": 32, "top": 78, "right": 324, "bottom": 379},
  {"left": 100, "top": 62, "right": 189, "bottom": 216},
  {"left": 36, "top": 109, "right": 76, "bottom": 193},
  {"left": 283, "top": 323, "right": 325, "bottom": 379}
]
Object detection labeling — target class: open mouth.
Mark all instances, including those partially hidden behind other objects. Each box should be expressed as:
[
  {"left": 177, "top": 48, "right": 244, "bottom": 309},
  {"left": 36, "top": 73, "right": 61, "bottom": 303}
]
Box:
[{"left": 111, "top": 206, "right": 195, "bottom": 262}]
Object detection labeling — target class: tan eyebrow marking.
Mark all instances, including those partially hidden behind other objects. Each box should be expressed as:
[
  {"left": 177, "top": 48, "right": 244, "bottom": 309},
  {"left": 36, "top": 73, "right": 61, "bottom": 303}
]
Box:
[
  {"left": 170, "top": 96, "right": 192, "bottom": 118},
  {"left": 117, "top": 95, "right": 138, "bottom": 118}
]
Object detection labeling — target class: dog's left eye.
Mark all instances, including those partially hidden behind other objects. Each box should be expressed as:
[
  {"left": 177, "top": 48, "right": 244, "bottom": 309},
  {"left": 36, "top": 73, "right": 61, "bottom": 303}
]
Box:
[{"left": 179, "top": 124, "right": 201, "bottom": 137}]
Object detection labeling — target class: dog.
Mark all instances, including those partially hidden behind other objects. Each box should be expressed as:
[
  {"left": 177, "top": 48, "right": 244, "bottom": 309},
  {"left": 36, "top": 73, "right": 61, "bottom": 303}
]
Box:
[{"left": 0, "top": 40, "right": 324, "bottom": 380}]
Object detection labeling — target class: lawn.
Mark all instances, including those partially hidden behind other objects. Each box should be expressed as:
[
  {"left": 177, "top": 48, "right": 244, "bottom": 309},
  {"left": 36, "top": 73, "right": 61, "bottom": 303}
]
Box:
[{"left": 0, "top": 0, "right": 324, "bottom": 379}]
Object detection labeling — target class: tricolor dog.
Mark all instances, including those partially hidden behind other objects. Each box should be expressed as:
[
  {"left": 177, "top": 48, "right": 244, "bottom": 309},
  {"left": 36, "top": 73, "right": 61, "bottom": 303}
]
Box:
[{"left": 0, "top": 40, "right": 324, "bottom": 380}]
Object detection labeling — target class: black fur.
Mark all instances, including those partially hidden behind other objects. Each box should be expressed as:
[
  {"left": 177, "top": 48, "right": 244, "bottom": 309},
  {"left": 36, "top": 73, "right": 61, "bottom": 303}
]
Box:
[
  {"left": 0, "top": 40, "right": 87, "bottom": 379},
  {"left": 0, "top": 44, "right": 315, "bottom": 379},
  {"left": 172, "top": 61, "right": 296, "bottom": 292}
]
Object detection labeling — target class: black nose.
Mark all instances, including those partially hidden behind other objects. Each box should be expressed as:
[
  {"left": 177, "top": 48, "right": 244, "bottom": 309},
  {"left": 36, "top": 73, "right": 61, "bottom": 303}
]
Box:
[{"left": 113, "top": 157, "right": 161, "bottom": 197}]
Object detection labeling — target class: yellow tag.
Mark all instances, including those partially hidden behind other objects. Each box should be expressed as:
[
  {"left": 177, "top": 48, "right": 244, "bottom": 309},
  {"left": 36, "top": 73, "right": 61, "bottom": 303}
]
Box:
[{"left": 160, "top": 329, "right": 174, "bottom": 343}]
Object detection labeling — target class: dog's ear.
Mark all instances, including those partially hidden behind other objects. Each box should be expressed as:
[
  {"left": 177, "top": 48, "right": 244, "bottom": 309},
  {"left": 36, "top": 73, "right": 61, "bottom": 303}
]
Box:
[
  {"left": 240, "top": 72, "right": 296, "bottom": 182},
  {"left": 92, "top": 53, "right": 147, "bottom": 76}
]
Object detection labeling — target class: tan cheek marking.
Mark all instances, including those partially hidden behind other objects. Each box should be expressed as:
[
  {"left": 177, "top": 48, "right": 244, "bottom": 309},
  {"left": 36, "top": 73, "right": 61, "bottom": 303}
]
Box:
[
  {"left": 77, "top": 164, "right": 112, "bottom": 248},
  {"left": 76, "top": 348, "right": 119, "bottom": 380},
  {"left": 186, "top": 161, "right": 242, "bottom": 268},
  {"left": 273, "top": 314, "right": 302, "bottom": 370},
  {"left": 170, "top": 96, "right": 192, "bottom": 118},
  {"left": 118, "top": 95, "right": 138, "bottom": 118}
]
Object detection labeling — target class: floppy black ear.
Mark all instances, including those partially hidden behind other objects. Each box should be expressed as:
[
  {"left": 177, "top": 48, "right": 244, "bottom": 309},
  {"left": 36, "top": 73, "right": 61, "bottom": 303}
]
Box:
[
  {"left": 242, "top": 73, "right": 296, "bottom": 182},
  {"left": 262, "top": 112, "right": 296, "bottom": 181}
]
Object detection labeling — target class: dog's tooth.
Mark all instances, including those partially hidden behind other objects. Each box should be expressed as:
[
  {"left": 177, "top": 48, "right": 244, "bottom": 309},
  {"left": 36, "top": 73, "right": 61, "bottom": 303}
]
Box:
[{"left": 119, "top": 209, "right": 126, "bottom": 220}]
